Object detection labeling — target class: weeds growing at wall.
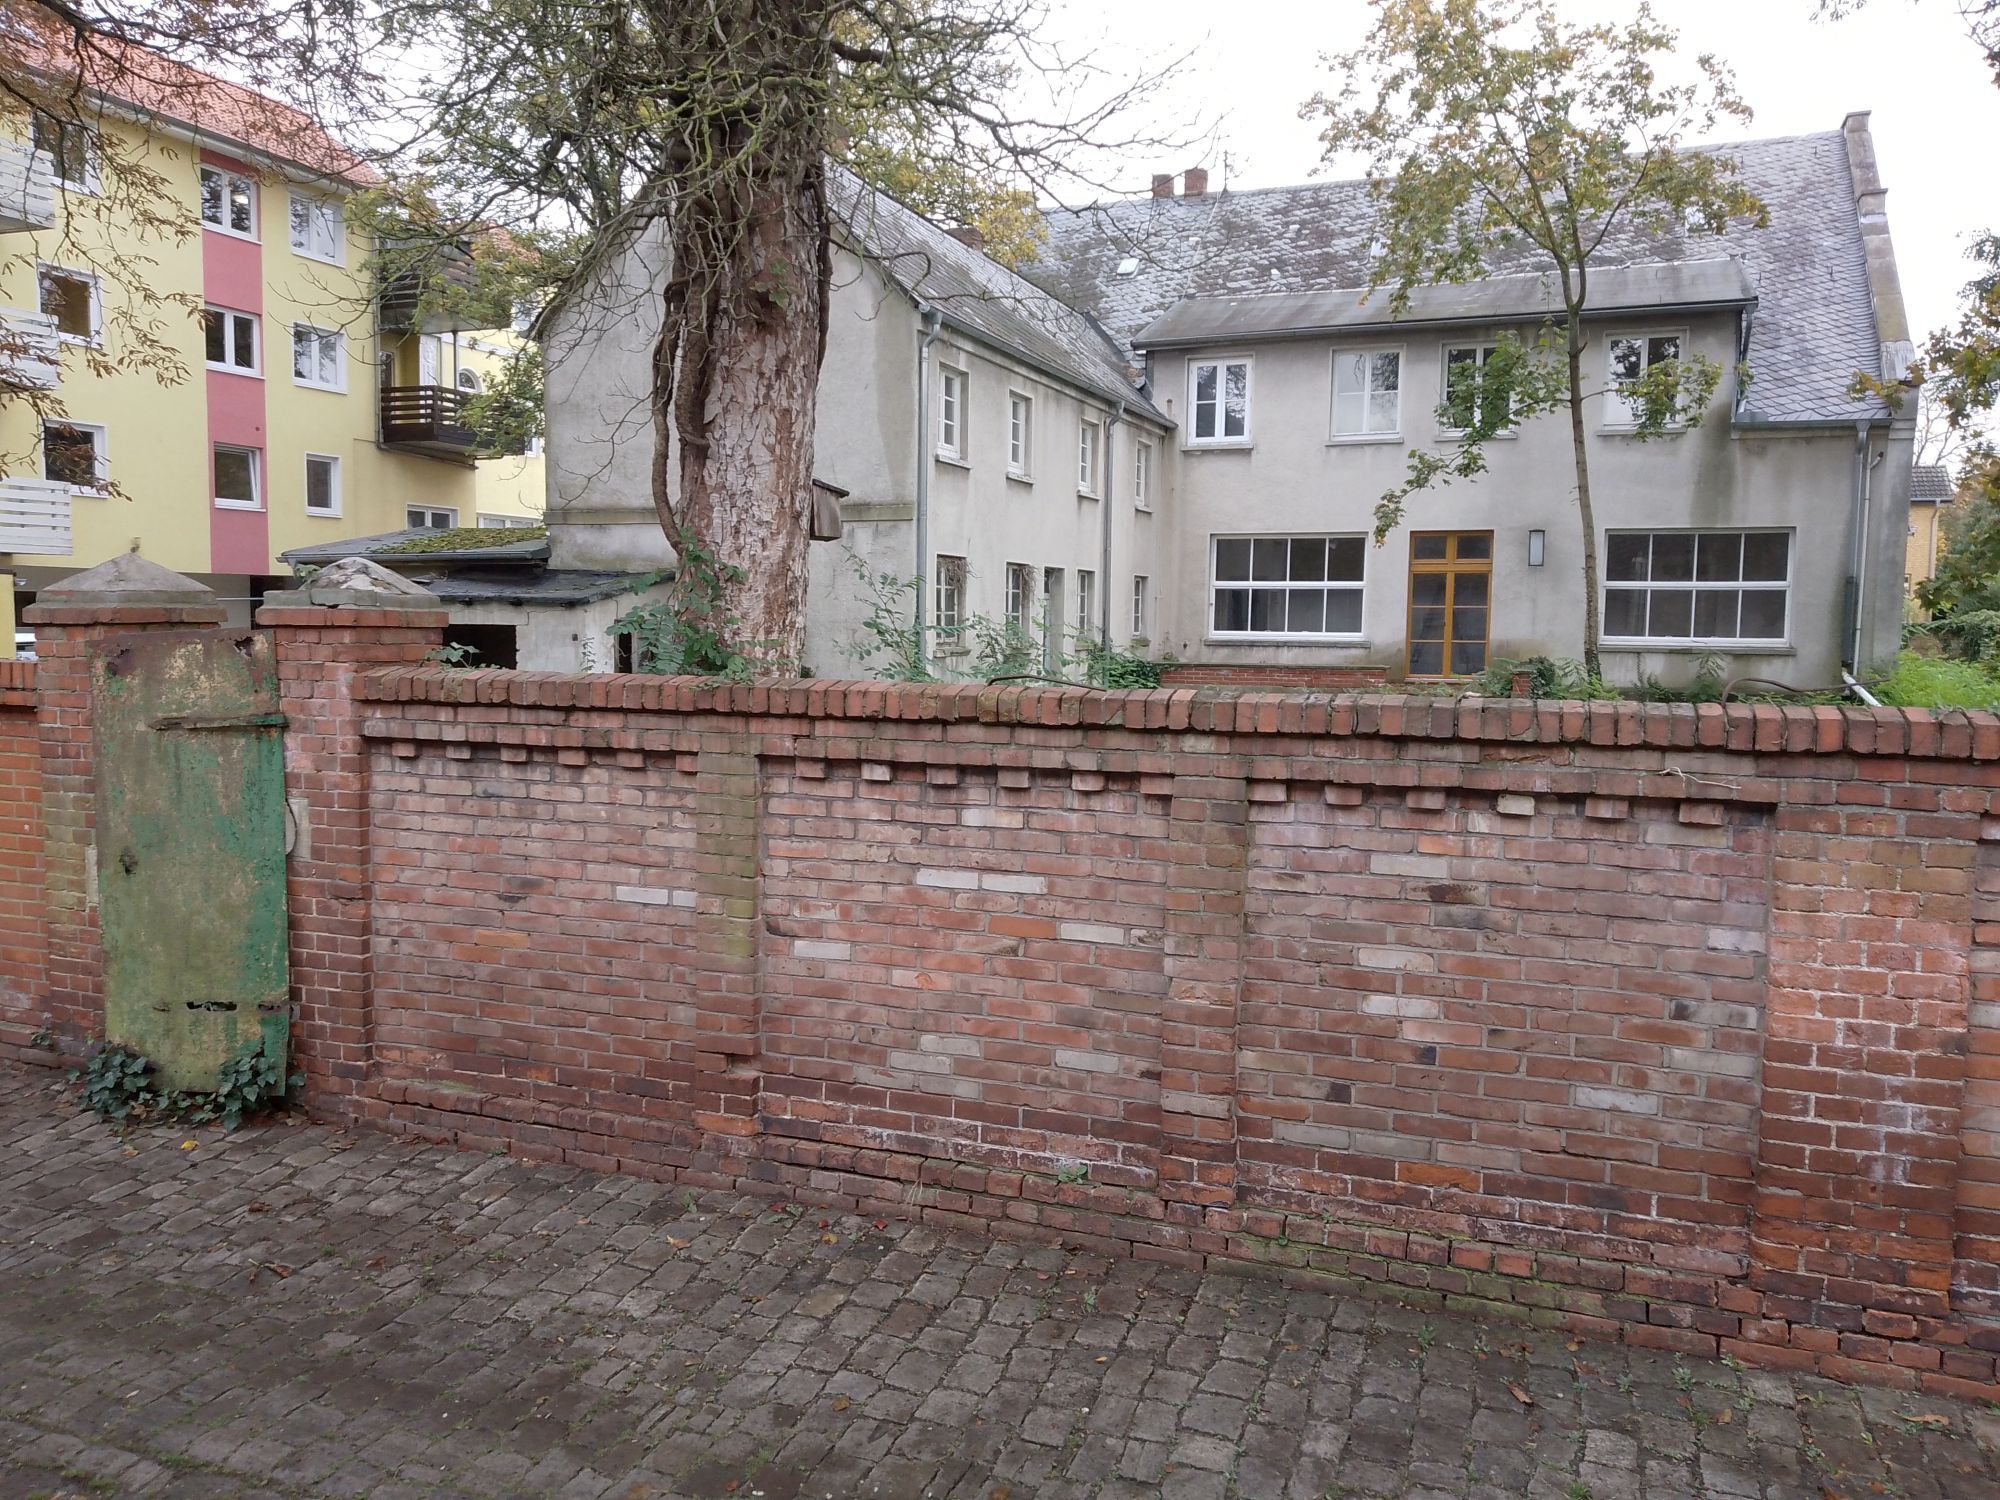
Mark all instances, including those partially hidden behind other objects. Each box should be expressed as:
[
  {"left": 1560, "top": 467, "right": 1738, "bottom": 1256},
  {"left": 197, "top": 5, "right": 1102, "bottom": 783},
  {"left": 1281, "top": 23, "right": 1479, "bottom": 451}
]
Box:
[
  {"left": 612, "top": 534, "right": 770, "bottom": 681},
  {"left": 74, "top": 1038, "right": 300, "bottom": 1132}
]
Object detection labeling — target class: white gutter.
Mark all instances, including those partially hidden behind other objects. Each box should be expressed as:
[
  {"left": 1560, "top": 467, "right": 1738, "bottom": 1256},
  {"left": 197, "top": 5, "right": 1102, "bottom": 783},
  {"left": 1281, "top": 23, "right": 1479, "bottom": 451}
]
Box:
[
  {"left": 1842, "top": 670, "right": 1882, "bottom": 708},
  {"left": 1844, "top": 423, "right": 1884, "bottom": 670},
  {"left": 914, "top": 304, "right": 944, "bottom": 677}
]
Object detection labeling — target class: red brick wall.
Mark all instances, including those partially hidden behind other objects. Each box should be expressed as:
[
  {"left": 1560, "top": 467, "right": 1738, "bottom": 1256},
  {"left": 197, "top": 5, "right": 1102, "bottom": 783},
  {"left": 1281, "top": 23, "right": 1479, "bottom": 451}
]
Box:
[
  {"left": 0, "top": 660, "right": 43, "bottom": 1056},
  {"left": 303, "top": 667, "right": 2000, "bottom": 1396}
]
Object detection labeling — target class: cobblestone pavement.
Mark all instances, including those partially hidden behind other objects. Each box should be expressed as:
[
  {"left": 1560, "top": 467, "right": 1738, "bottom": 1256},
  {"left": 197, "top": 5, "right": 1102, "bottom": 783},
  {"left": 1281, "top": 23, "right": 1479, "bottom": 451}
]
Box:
[{"left": 2, "top": 1066, "right": 1997, "bottom": 1500}]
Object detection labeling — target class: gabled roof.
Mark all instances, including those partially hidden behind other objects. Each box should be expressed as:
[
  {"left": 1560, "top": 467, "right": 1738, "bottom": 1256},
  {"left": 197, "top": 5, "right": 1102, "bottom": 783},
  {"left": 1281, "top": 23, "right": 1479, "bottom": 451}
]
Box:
[
  {"left": 1034, "top": 130, "right": 1887, "bottom": 426},
  {"left": 1134, "top": 259, "right": 1755, "bottom": 349},
  {"left": 1911, "top": 464, "right": 1953, "bottom": 502},
  {"left": 830, "top": 168, "right": 1166, "bottom": 423}
]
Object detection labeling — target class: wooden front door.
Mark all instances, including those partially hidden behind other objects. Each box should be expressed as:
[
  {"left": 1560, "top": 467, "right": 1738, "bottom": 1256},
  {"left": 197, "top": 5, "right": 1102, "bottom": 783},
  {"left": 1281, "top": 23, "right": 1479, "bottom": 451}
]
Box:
[{"left": 1407, "top": 531, "right": 1492, "bottom": 678}]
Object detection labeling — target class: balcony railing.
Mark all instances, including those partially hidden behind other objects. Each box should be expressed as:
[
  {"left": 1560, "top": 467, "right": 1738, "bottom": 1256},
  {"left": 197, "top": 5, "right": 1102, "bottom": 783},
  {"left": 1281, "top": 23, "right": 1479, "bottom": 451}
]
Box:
[
  {"left": 0, "top": 476, "right": 73, "bottom": 555},
  {"left": 0, "top": 141, "right": 54, "bottom": 234},
  {"left": 380, "top": 383, "right": 480, "bottom": 456},
  {"left": 0, "top": 308, "right": 61, "bottom": 392}
]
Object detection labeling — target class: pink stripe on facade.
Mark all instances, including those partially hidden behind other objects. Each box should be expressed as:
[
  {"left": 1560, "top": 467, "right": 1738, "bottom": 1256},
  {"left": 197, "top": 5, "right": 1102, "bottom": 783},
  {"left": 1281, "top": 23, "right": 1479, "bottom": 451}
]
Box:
[{"left": 201, "top": 148, "right": 269, "bottom": 578}]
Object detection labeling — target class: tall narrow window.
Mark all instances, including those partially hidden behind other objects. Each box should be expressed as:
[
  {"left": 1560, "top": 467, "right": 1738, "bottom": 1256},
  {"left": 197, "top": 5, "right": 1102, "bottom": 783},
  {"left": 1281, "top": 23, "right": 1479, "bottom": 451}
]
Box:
[
  {"left": 1077, "top": 419, "right": 1100, "bottom": 494},
  {"left": 937, "top": 366, "right": 965, "bottom": 460},
  {"left": 213, "top": 444, "right": 261, "bottom": 509},
  {"left": 38, "top": 267, "right": 98, "bottom": 342},
  {"left": 1004, "top": 562, "right": 1034, "bottom": 633},
  {"left": 292, "top": 324, "right": 345, "bottom": 390},
  {"left": 935, "top": 554, "right": 967, "bottom": 650},
  {"left": 1134, "top": 439, "right": 1152, "bottom": 509},
  {"left": 1076, "top": 569, "right": 1096, "bottom": 639},
  {"left": 1332, "top": 349, "right": 1402, "bottom": 437},
  {"left": 31, "top": 112, "right": 94, "bottom": 190},
  {"left": 1406, "top": 531, "right": 1493, "bottom": 678},
  {"left": 199, "top": 165, "right": 257, "bottom": 237},
  {"left": 304, "top": 453, "right": 341, "bottom": 515},
  {"left": 203, "top": 307, "right": 259, "bottom": 373},
  {"left": 1008, "top": 392, "right": 1033, "bottom": 476},
  {"left": 1442, "top": 344, "right": 1511, "bottom": 433},
  {"left": 288, "top": 193, "right": 344, "bottom": 263},
  {"left": 1189, "top": 359, "right": 1251, "bottom": 445},
  {"left": 1604, "top": 332, "right": 1688, "bottom": 427},
  {"left": 1132, "top": 575, "right": 1150, "bottom": 638}
]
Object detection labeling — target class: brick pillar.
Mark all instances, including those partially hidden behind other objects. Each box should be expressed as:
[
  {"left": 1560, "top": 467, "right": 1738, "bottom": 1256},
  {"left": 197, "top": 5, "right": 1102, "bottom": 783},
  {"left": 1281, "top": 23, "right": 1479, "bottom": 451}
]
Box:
[
  {"left": 1752, "top": 801, "right": 1978, "bottom": 1339},
  {"left": 22, "top": 558, "right": 228, "bottom": 1050},
  {"left": 690, "top": 746, "right": 762, "bottom": 1137},
  {"left": 255, "top": 598, "right": 446, "bottom": 1117},
  {"left": 1157, "top": 771, "right": 1249, "bottom": 1212}
]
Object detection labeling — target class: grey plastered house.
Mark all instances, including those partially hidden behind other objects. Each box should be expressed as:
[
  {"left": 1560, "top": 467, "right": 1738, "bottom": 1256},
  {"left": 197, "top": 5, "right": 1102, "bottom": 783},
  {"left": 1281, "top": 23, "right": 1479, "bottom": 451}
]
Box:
[{"left": 540, "top": 114, "right": 1915, "bottom": 687}]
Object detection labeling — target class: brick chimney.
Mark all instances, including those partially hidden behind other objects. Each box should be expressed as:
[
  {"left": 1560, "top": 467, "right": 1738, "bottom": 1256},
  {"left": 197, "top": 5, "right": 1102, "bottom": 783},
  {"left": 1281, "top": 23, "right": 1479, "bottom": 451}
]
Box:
[
  {"left": 1183, "top": 167, "right": 1209, "bottom": 198},
  {"left": 945, "top": 225, "right": 986, "bottom": 253},
  {"left": 1152, "top": 173, "right": 1175, "bottom": 199}
]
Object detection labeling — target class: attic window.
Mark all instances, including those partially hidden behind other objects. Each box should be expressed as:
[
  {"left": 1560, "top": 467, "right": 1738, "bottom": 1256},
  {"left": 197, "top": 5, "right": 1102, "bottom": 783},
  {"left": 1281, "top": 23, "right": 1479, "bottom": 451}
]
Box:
[{"left": 1115, "top": 256, "right": 1139, "bottom": 277}]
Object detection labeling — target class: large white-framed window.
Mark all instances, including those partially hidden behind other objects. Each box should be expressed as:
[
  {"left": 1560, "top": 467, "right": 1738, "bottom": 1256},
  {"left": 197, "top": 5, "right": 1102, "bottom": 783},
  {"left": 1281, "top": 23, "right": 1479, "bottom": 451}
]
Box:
[
  {"left": 42, "top": 420, "right": 107, "bottom": 492},
  {"left": 203, "top": 306, "right": 260, "bottom": 375},
  {"left": 1604, "top": 330, "right": 1688, "bottom": 428},
  {"left": 1210, "top": 534, "right": 1366, "bottom": 639},
  {"left": 937, "top": 365, "right": 966, "bottom": 461},
  {"left": 1132, "top": 575, "right": 1150, "bottom": 639},
  {"left": 304, "top": 453, "right": 342, "bottom": 517},
  {"left": 292, "top": 324, "right": 345, "bottom": 391},
  {"left": 288, "top": 192, "right": 344, "bottom": 264},
  {"left": 38, "top": 264, "right": 100, "bottom": 344},
  {"left": 1004, "top": 561, "right": 1034, "bottom": 633},
  {"left": 1077, "top": 418, "right": 1101, "bottom": 495},
  {"left": 408, "top": 504, "right": 458, "bottom": 530},
  {"left": 1188, "top": 357, "right": 1251, "bottom": 446},
  {"left": 1007, "top": 391, "right": 1033, "bottom": 477},
  {"left": 1133, "top": 438, "right": 1152, "bottom": 510},
  {"left": 199, "top": 165, "right": 258, "bottom": 238},
  {"left": 1076, "top": 568, "right": 1096, "bottom": 639},
  {"left": 213, "top": 443, "right": 262, "bottom": 510},
  {"left": 1440, "top": 343, "right": 1513, "bottom": 435},
  {"left": 31, "top": 111, "right": 96, "bottom": 193},
  {"left": 478, "top": 514, "right": 541, "bottom": 529},
  {"left": 935, "top": 553, "right": 967, "bottom": 650},
  {"left": 1603, "top": 530, "right": 1791, "bottom": 645},
  {"left": 1332, "top": 347, "right": 1402, "bottom": 439}
]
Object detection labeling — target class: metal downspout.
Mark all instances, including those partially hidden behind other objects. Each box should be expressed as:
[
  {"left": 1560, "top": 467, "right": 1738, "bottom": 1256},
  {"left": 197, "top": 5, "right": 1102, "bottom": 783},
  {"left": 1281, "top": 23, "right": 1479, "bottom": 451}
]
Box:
[
  {"left": 914, "top": 305, "right": 943, "bottom": 676},
  {"left": 1843, "top": 423, "right": 1868, "bottom": 671},
  {"left": 1102, "top": 402, "right": 1126, "bottom": 658}
]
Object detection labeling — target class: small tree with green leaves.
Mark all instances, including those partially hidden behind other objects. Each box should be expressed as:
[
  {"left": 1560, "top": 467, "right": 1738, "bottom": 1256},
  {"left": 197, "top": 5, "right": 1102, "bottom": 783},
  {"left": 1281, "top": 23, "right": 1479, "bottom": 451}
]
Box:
[{"left": 1305, "top": 0, "right": 1767, "bottom": 678}]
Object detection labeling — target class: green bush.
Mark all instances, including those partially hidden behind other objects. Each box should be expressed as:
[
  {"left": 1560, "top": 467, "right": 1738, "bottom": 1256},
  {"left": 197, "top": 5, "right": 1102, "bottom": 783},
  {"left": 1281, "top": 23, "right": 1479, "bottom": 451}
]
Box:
[
  {"left": 1872, "top": 651, "right": 2000, "bottom": 710},
  {"left": 1473, "top": 656, "right": 1620, "bottom": 700}
]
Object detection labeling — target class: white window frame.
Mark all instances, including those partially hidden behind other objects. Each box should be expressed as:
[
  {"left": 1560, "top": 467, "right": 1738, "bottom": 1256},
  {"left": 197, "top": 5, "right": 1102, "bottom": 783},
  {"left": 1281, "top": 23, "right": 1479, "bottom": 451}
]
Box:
[
  {"left": 287, "top": 191, "right": 344, "bottom": 264},
  {"left": 477, "top": 514, "right": 541, "bottom": 529},
  {"left": 212, "top": 443, "right": 262, "bottom": 511},
  {"left": 32, "top": 112, "right": 97, "bottom": 194},
  {"left": 203, "top": 305, "right": 260, "bottom": 376},
  {"left": 37, "top": 263, "right": 101, "bottom": 345},
  {"left": 1133, "top": 438, "right": 1152, "bottom": 510},
  {"left": 1603, "top": 328, "right": 1691, "bottom": 430},
  {"left": 1439, "top": 342, "right": 1515, "bottom": 437},
  {"left": 1132, "top": 575, "right": 1150, "bottom": 639},
  {"left": 407, "top": 505, "right": 459, "bottom": 530},
  {"left": 1601, "top": 528, "right": 1792, "bottom": 648},
  {"left": 1187, "top": 357, "right": 1253, "bottom": 447},
  {"left": 303, "top": 452, "right": 342, "bottom": 517},
  {"left": 935, "top": 553, "right": 967, "bottom": 650},
  {"left": 199, "top": 165, "right": 259, "bottom": 240},
  {"left": 291, "top": 323, "right": 346, "bottom": 392},
  {"left": 1007, "top": 391, "right": 1033, "bottom": 478},
  {"left": 42, "top": 419, "right": 107, "bottom": 493},
  {"left": 1004, "top": 561, "right": 1034, "bottom": 632},
  {"left": 937, "top": 365, "right": 966, "bottom": 462},
  {"left": 1077, "top": 418, "right": 1101, "bottom": 496},
  {"left": 1331, "top": 345, "right": 1404, "bottom": 440},
  {"left": 1208, "top": 533, "right": 1368, "bottom": 642}
]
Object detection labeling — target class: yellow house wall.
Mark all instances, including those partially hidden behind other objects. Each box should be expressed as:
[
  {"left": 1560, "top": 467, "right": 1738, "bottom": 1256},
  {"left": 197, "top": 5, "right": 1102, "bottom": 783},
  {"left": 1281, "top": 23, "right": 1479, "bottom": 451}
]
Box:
[
  {"left": 3, "top": 110, "right": 527, "bottom": 581},
  {"left": 1906, "top": 501, "right": 1945, "bottom": 602}
]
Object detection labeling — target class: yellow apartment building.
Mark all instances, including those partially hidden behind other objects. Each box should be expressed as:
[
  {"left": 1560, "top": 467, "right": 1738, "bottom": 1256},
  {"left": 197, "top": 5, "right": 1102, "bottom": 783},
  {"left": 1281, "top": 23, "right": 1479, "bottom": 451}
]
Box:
[{"left": 0, "top": 57, "right": 542, "bottom": 644}]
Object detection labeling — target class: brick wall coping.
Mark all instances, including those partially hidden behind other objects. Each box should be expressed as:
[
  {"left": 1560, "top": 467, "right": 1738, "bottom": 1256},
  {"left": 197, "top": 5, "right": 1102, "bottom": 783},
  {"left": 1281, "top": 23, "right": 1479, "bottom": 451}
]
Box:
[
  {"left": 22, "top": 603, "right": 228, "bottom": 627},
  {"left": 355, "top": 665, "right": 2000, "bottom": 761}
]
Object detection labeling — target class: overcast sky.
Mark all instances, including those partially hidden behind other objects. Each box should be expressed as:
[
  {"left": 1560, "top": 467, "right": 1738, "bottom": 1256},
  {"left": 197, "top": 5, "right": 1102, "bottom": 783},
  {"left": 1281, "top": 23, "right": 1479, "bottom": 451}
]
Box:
[{"left": 1039, "top": 0, "right": 1996, "bottom": 341}]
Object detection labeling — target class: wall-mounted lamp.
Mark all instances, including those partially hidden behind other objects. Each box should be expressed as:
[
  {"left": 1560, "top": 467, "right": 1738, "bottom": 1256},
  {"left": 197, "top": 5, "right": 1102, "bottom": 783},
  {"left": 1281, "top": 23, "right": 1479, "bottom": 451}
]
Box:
[{"left": 1527, "top": 529, "right": 1546, "bottom": 567}]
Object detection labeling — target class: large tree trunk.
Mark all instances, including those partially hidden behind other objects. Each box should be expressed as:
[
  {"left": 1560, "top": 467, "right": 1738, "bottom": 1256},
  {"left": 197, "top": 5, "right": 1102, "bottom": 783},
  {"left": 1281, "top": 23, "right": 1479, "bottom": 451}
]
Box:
[
  {"left": 1566, "top": 317, "right": 1603, "bottom": 683},
  {"left": 644, "top": 2, "right": 834, "bottom": 676}
]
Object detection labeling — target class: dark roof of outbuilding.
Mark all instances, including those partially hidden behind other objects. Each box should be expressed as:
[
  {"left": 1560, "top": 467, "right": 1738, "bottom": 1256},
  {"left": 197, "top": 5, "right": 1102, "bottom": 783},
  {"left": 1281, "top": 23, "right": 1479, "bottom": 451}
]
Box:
[
  {"left": 280, "top": 527, "right": 550, "bottom": 568},
  {"left": 1033, "top": 130, "right": 1890, "bottom": 425},
  {"left": 1911, "top": 464, "right": 1954, "bottom": 502},
  {"left": 831, "top": 167, "right": 1167, "bottom": 423}
]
